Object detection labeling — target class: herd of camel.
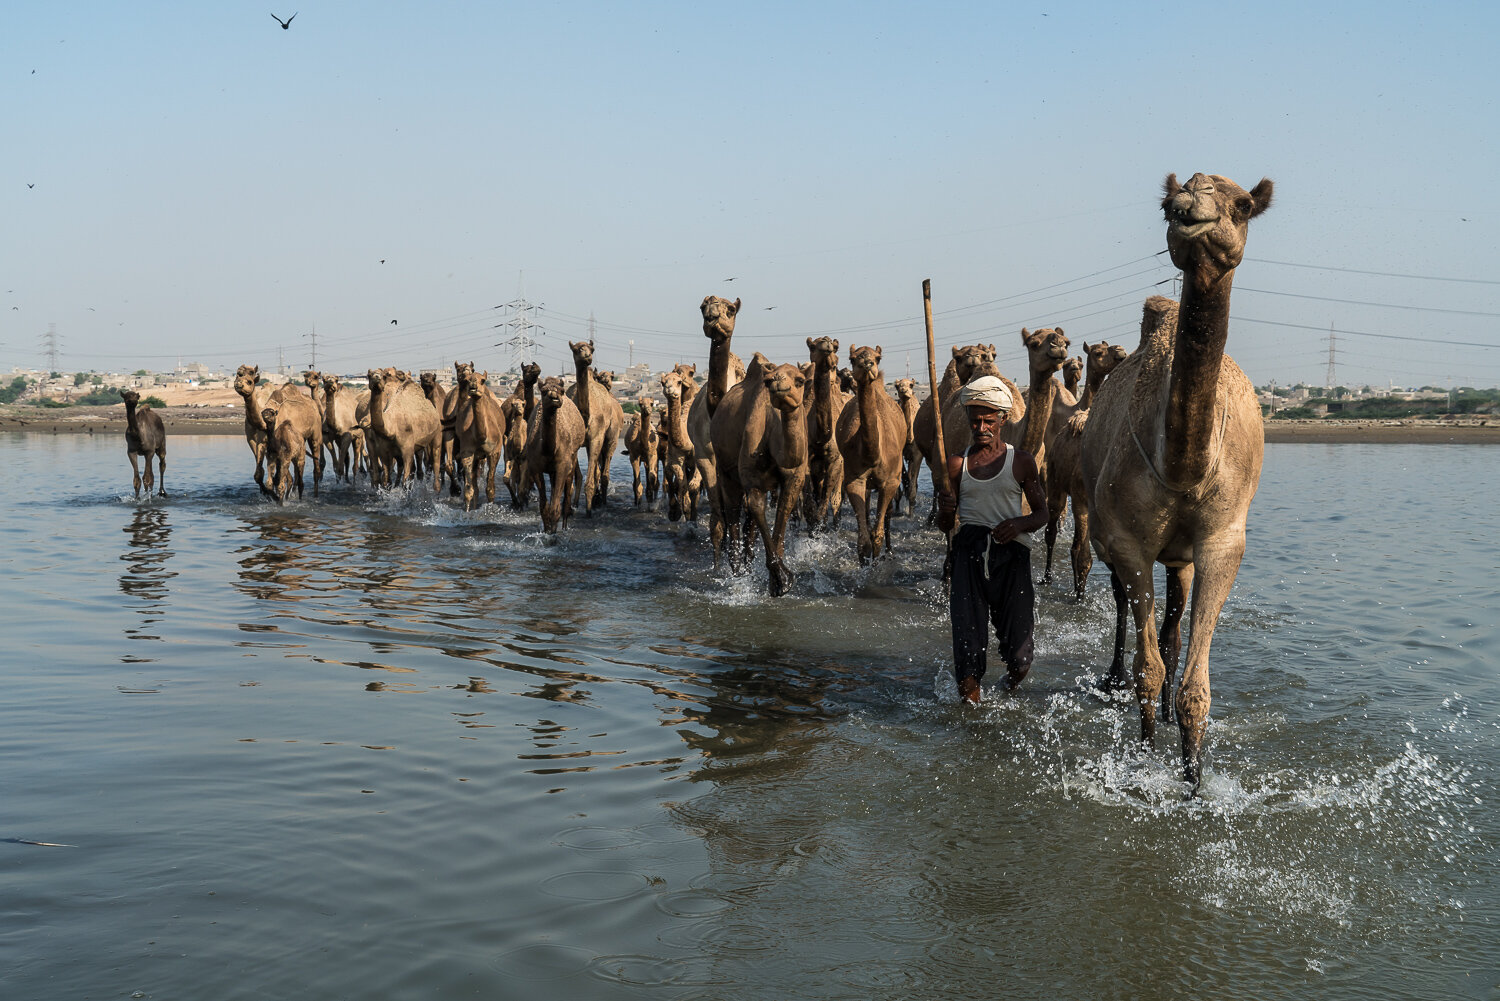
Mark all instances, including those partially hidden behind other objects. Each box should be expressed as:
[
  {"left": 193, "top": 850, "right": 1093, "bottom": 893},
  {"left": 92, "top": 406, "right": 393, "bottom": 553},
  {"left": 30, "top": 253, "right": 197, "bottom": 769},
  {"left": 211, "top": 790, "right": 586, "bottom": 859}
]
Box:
[{"left": 118, "top": 171, "right": 1271, "bottom": 787}]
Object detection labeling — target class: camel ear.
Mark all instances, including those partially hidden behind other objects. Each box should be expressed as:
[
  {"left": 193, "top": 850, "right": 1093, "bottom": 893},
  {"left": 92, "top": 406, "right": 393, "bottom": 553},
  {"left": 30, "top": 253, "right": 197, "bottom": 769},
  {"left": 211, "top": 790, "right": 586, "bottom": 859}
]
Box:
[
  {"left": 1246, "top": 178, "right": 1273, "bottom": 218},
  {"left": 874, "top": 346, "right": 882, "bottom": 362},
  {"left": 951, "top": 345, "right": 961, "bottom": 358},
  {"left": 1055, "top": 327, "right": 1064, "bottom": 338},
  {"left": 806, "top": 337, "right": 815, "bottom": 349},
  {"left": 1020, "top": 328, "right": 1033, "bottom": 345},
  {"left": 1162, "top": 173, "right": 1182, "bottom": 206}
]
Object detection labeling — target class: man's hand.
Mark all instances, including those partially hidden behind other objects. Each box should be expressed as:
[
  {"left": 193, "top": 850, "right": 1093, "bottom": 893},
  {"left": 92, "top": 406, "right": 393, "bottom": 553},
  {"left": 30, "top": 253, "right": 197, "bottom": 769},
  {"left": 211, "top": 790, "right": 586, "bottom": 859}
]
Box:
[
  {"left": 936, "top": 491, "right": 956, "bottom": 516},
  {"left": 991, "top": 519, "right": 1019, "bottom": 544}
]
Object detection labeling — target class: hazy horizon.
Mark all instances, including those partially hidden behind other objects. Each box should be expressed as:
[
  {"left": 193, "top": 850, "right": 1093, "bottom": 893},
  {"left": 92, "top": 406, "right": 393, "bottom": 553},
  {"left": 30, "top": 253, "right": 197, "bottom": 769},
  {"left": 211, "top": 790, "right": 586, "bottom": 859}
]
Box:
[{"left": 5, "top": 2, "right": 1496, "bottom": 391}]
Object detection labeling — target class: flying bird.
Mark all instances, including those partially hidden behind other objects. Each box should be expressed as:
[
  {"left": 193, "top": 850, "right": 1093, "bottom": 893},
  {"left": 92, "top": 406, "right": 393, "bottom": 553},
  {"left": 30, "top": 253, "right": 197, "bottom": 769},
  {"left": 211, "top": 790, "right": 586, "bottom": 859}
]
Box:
[
  {"left": 27, "top": 183, "right": 34, "bottom": 189},
  {"left": 390, "top": 319, "right": 398, "bottom": 326},
  {"left": 271, "top": 12, "right": 297, "bottom": 29},
  {"left": 763, "top": 306, "right": 777, "bottom": 311},
  {"left": 723, "top": 277, "right": 736, "bottom": 282}
]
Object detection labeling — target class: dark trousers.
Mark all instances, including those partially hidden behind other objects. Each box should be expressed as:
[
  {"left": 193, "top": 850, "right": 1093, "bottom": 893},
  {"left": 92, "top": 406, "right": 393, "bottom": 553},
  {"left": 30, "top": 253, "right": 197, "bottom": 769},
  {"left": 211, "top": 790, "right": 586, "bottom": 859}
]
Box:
[{"left": 949, "top": 524, "right": 1035, "bottom": 684}]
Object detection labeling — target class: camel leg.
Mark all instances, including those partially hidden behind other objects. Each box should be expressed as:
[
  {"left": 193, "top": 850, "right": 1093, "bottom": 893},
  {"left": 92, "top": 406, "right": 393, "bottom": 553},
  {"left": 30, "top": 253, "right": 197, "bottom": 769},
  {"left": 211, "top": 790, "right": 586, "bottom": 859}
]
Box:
[
  {"left": 484, "top": 452, "right": 498, "bottom": 506},
  {"left": 1158, "top": 564, "right": 1193, "bottom": 723},
  {"left": 561, "top": 461, "right": 578, "bottom": 529},
  {"left": 1103, "top": 567, "right": 1130, "bottom": 690},
  {"left": 1115, "top": 560, "right": 1165, "bottom": 746},
  {"left": 534, "top": 467, "right": 552, "bottom": 531},
  {"left": 312, "top": 437, "right": 324, "bottom": 497},
  {"left": 1070, "top": 499, "right": 1092, "bottom": 601},
  {"left": 1177, "top": 540, "right": 1243, "bottom": 787},
  {"left": 128, "top": 451, "right": 143, "bottom": 498},
  {"left": 768, "top": 472, "right": 807, "bottom": 595},
  {"left": 846, "top": 478, "right": 872, "bottom": 562},
  {"left": 155, "top": 449, "right": 167, "bottom": 497},
  {"left": 294, "top": 455, "right": 305, "bottom": 501},
  {"left": 745, "top": 489, "right": 780, "bottom": 595},
  {"left": 1042, "top": 508, "right": 1061, "bottom": 585},
  {"left": 876, "top": 485, "right": 895, "bottom": 557}
]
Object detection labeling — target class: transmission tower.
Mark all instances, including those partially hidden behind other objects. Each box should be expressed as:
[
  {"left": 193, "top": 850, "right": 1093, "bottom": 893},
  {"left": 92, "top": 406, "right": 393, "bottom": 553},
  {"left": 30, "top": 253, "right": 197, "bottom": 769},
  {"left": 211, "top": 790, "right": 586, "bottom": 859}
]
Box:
[
  {"left": 40, "top": 323, "right": 60, "bottom": 372},
  {"left": 1325, "top": 322, "right": 1337, "bottom": 391},
  {"left": 496, "top": 298, "right": 545, "bottom": 371},
  {"left": 305, "top": 323, "right": 318, "bottom": 369}
]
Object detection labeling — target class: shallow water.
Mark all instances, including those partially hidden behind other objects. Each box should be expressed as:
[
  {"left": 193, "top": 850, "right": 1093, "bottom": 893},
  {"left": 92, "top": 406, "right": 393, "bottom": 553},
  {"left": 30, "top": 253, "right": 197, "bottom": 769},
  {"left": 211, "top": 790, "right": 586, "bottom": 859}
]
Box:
[{"left": 2, "top": 435, "right": 1495, "bottom": 1000}]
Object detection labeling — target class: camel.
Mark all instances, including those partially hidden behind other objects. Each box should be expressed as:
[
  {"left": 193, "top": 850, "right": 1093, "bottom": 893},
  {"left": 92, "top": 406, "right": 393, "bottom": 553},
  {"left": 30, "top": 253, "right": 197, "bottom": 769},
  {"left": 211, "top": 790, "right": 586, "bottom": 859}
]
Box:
[
  {"left": 567, "top": 340, "right": 625, "bottom": 513},
  {"left": 119, "top": 388, "right": 166, "bottom": 498},
  {"left": 1079, "top": 171, "right": 1272, "bottom": 787},
  {"left": 802, "top": 336, "right": 847, "bottom": 533},
  {"left": 710, "top": 356, "right": 811, "bottom": 595},
  {"left": 622, "top": 396, "right": 660, "bottom": 506},
  {"left": 891, "top": 377, "right": 920, "bottom": 516},
  {"left": 1061, "top": 356, "right": 1083, "bottom": 399},
  {"left": 1003, "top": 326, "right": 1079, "bottom": 497},
  {"left": 420, "top": 370, "right": 457, "bottom": 494},
  {"left": 453, "top": 369, "right": 505, "bottom": 511},
  {"left": 500, "top": 394, "right": 529, "bottom": 509},
  {"left": 234, "top": 365, "right": 323, "bottom": 497},
  {"left": 1042, "top": 337, "right": 1132, "bottom": 595},
  {"left": 526, "top": 376, "right": 587, "bottom": 533},
  {"left": 689, "top": 296, "right": 745, "bottom": 535},
  {"left": 835, "top": 346, "right": 906, "bottom": 562},
  {"left": 261, "top": 406, "right": 306, "bottom": 504},
  {"left": 659, "top": 365, "right": 702, "bottom": 522},
  {"left": 320, "top": 374, "right": 364, "bottom": 481},
  {"left": 517, "top": 361, "right": 541, "bottom": 424},
  {"left": 365, "top": 367, "right": 442, "bottom": 491}
]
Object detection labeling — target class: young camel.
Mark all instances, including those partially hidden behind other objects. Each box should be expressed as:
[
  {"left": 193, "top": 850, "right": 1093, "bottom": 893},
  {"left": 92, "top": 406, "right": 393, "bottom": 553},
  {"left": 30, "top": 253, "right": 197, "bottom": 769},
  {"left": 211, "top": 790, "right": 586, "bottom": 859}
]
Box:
[
  {"left": 1079, "top": 171, "right": 1272, "bottom": 787},
  {"left": 659, "top": 365, "right": 702, "bottom": 522},
  {"left": 622, "top": 396, "right": 660, "bottom": 506},
  {"left": 120, "top": 388, "right": 166, "bottom": 498},
  {"left": 836, "top": 346, "right": 906, "bottom": 562},
  {"left": 262, "top": 407, "right": 306, "bottom": 504},
  {"left": 891, "top": 377, "right": 920, "bottom": 516},
  {"left": 802, "top": 336, "right": 847, "bottom": 533},
  {"left": 235, "top": 365, "right": 323, "bottom": 497},
  {"left": 527, "top": 376, "right": 587, "bottom": 534},
  {"left": 453, "top": 369, "right": 506, "bottom": 511}
]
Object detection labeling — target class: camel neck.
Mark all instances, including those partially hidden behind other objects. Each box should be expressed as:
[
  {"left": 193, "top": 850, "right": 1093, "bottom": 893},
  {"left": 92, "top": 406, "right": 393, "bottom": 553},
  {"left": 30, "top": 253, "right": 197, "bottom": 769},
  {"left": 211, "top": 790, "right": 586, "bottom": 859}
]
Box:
[
  {"left": 1020, "top": 372, "right": 1057, "bottom": 457},
  {"left": 811, "top": 359, "right": 838, "bottom": 444},
  {"left": 573, "top": 361, "right": 593, "bottom": 425},
  {"left": 705, "top": 338, "right": 733, "bottom": 416},
  {"left": 1163, "top": 272, "right": 1234, "bottom": 487},
  {"left": 1080, "top": 365, "right": 1109, "bottom": 410},
  {"left": 856, "top": 377, "right": 887, "bottom": 459},
  {"left": 241, "top": 385, "right": 270, "bottom": 430},
  {"left": 124, "top": 399, "right": 140, "bottom": 431},
  {"left": 774, "top": 397, "right": 809, "bottom": 467}
]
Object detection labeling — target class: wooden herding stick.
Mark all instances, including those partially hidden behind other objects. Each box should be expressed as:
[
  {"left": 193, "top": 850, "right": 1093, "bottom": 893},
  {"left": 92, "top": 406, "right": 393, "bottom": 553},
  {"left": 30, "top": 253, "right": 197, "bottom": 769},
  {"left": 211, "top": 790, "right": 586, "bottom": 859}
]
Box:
[{"left": 923, "top": 279, "right": 949, "bottom": 496}]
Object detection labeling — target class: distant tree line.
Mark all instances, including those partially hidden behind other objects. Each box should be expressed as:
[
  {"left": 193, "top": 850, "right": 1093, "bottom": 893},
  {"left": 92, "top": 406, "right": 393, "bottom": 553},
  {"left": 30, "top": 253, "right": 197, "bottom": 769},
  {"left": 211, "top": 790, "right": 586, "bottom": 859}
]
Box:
[{"left": 1269, "top": 388, "right": 1500, "bottom": 420}]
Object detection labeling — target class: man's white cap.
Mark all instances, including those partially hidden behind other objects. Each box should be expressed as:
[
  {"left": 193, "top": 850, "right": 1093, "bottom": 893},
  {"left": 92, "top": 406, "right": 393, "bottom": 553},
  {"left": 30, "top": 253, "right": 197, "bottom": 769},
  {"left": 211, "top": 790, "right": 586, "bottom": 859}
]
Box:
[{"left": 959, "top": 375, "right": 1013, "bottom": 412}]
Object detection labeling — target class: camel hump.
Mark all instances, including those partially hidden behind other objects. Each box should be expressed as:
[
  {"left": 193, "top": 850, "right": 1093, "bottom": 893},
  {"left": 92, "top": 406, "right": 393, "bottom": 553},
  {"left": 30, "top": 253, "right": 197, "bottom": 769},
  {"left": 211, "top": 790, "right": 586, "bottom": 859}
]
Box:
[{"left": 1064, "top": 411, "right": 1089, "bottom": 436}]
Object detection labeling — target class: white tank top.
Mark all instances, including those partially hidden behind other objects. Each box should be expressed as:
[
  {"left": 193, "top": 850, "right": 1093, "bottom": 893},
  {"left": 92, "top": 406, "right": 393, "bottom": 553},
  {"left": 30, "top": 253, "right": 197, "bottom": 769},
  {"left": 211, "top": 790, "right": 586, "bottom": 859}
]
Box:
[{"left": 957, "top": 447, "right": 1030, "bottom": 542}]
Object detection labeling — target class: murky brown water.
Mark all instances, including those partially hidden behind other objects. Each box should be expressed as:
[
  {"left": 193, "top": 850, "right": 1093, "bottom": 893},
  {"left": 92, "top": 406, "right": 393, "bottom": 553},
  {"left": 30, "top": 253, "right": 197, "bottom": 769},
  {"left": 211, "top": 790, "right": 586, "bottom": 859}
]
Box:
[{"left": 2, "top": 434, "right": 1495, "bottom": 1000}]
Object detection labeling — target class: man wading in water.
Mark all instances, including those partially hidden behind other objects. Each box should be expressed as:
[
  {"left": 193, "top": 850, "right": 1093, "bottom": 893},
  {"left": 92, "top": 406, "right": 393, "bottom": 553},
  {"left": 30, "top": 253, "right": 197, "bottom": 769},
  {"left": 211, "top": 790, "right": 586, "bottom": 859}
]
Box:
[{"left": 935, "top": 375, "right": 1048, "bottom": 705}]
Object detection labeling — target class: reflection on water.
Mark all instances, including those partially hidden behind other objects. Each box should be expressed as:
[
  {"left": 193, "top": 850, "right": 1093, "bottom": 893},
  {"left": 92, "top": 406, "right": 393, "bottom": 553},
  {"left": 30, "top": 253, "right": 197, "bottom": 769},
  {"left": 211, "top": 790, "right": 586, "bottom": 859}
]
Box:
[{"left": 1, "top": 435, "right": 1496, "bottom": 1001}]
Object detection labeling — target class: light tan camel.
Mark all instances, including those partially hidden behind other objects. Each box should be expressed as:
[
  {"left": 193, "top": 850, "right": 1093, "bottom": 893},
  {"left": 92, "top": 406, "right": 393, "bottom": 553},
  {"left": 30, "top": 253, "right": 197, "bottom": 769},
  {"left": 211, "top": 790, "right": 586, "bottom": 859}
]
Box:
[
  {"left": 567, "top": 340, "right": 625, "bottom": 514},
  {"left": 1079, "top": 171, "right": 1272, "bottom": 787},
  {"left": 1061, "top": 356, "right": 1083, "bottom": 399},
  {"left": 235, "top": 365, "right": 323, "bottom": 497},
  {"left": 420, "top": 370, "right": 457, "bottom": 494},
  {"left": 689, "top": 296, "right": 745, "bottom": 535},
  {"left": 892, "top": 377, "right": 920, "bottom": 516},
  {"left": 526, "top": 376, "right": 587, "bottom": 534},
  {"left": 453, "top": 369, "right": 505, "bottom": 511},
  {"left": 660, "top": 365, "right": 702, "bottom": 522},
  {"left": 835, "top": 346, "right": 906, "bottom": 562},
  {"left": 500, "top": 394, "right": 529, "bottom": 509},
  {"left": 320, "top": 374, "right": 364, "bottom": 481},
  {"left": 710, "top": 355, "right": 810, "bottom": 595},
  {"left": 262, "top": 406, "right": 307, "bottom": 504},
  {"left": 120, "top": 388, "right": 166, "bottom": 498},
  {"left": 622, "top": 396, "right": 660, "bottom": 506},
  {"left": 1042, "top": 337, "right": 1132, "bottom": 595},
  {"left": 802, "top": 336, "right": 847, "bottom": 533},
  {"left": 365, "top": 367, "right": 442, "bottom": 491},
  {"left": 1003, "top": 326, "right": 1079, "bottom": 494}
]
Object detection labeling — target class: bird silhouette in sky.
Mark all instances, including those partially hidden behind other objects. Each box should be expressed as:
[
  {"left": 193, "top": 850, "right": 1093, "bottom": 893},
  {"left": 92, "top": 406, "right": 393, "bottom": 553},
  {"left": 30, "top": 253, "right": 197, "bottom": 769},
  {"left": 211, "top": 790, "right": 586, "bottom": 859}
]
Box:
[
  {"left": 28, "top": 183, "right": 35, "bottom": 189},
  {"left": 764, "top": 306, "right": 777, "bottom": 311},
  {"left": 390, "top": 320, "right": 398, "bottom": 326},
  {"left": 723, "top": 277, "right": 736, "bottom": 282},
  {"left": 271, "top": 12, "right": 297, "bottom": 29}
]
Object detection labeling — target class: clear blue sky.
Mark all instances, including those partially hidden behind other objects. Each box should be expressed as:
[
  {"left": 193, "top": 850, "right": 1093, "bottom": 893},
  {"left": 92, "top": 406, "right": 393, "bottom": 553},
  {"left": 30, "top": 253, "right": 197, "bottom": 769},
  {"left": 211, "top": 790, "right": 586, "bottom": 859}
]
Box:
[{"left": 4, "top": 1, "right": 1496, "bottom": 390}]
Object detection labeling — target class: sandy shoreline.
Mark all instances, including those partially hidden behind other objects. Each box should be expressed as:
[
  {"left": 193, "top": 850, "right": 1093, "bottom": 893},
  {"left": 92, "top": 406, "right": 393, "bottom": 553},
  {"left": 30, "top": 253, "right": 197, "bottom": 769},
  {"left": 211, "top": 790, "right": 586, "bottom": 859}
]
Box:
[{"left": 2, "top": 405, "right": 1497, "bottom": 444}]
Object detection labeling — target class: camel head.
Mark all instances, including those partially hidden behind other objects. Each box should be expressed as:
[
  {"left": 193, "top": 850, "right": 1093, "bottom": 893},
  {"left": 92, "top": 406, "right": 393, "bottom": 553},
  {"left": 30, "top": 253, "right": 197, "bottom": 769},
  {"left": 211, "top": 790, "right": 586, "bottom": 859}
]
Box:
[
  {"left": 671, "top": 362, "right": 696, "bottom": 381},
  {"left": 120, "top": 388, "right": 141, "bottom": 406},
  {"left": 637, "top": 395, "right": 654, "bottom": 415},
  {"left": 1021, "top": 327, "right": 1070, "bottom": 374},
  {"left": 806, "top": 336, "right": 840, "bottom": 370},
  {"left": 233, "top": 367, "right": 261, "bottom": 399},
  {"left": 539, "top": 376, "right": 568, "bottom": 409},
  {"left": 700, "top": 296, "right": 741, "bottom": 343},
  {"left": 366, "top": 368, "right": 387, "bottom": 392},
  {"left": 837, "top": 367, "right": 856, "bottom": 394},
  {"left": 893, "top": 377, "right": 917, "bottom": 403},
  {"left": 762, "top": 362, "right": 808, "bottom": 414},
  {"left": 461, "top": 368, "right": 486, "bottom": 400},
  {"left": 593, "top": 369, "right": 614, "bottom": 388},
  {"left": 303, "top": 370, "right": 321, "bottom": 390},
  {"left": 951, "top": 344, "right": 997, "bottom": 384},
  {"left": 322, "top": 374, "right": 342, "bottom": 394},
  {"left": 520, "top": 361, "right": 541, "bottom": 387},
  {"left": 1085, "top": 340, "right": 1129, "bottom": 379},
  {"left": 569, "top": 340, "right": 595, "bottom": 369},
  {"left": 1062, "top": 356, "right": 1083, "bottom": 385},
  {"left": 660, "top": 370, "right": 684, "bottom": 402},
  {"left": 452, "top": 360, "right": 474, "bottom": 383},
  {"left": 1162, "top": 172, "right": 1273, "bottom": 287},
  {"left": 260, "top": 407, "right": 280, "bottom": 433},
  {"left": 848, "top": 345, "right": 883, "bottom": 387}
]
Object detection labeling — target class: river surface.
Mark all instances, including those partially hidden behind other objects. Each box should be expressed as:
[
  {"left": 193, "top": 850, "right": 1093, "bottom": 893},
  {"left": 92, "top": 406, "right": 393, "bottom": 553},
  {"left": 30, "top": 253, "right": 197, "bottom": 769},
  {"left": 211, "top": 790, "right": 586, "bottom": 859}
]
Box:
[{"left": 2, "top": 433, "right": 1495, "bottom": 1000}]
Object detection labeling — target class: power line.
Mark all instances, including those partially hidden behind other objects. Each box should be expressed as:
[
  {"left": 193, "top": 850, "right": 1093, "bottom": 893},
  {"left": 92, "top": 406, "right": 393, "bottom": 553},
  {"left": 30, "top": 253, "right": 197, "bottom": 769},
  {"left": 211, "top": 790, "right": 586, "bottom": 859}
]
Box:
[
  {"left": 1246, "top": 257, "right": 1500, "bottom": 285},
  {"left": 1237, "top": 286, "right": 1500, "bottom": 318},
  {"left": 1234, "top": 316, "right": 1500, "bottom": 349}
]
